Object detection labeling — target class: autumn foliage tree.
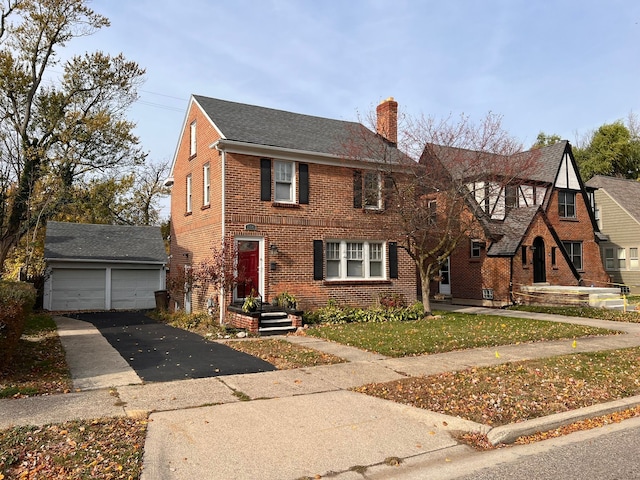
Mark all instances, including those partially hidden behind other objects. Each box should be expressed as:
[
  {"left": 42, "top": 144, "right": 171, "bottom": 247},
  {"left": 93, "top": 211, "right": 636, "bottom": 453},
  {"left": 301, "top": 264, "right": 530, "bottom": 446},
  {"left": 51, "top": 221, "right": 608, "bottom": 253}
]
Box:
[
  {"left": 345, "top": 110, "right": 537, "bottom": 315},
  {"left": 0, "top": 0, "right": 146, "bottom": 275}
]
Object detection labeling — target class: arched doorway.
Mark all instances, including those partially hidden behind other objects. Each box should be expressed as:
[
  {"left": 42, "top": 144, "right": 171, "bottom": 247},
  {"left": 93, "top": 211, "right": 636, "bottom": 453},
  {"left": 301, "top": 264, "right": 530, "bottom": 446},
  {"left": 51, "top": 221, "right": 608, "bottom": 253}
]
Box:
[{"left": 533, "top": 237, "right": 546, "bottom": 283}]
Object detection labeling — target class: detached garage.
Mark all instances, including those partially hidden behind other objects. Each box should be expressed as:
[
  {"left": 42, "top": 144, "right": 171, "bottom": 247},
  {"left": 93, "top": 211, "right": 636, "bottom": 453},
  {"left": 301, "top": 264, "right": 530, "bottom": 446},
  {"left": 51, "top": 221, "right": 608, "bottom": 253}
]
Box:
[{"left": 43, "top": 222, "right": 167, "bottom": 311}]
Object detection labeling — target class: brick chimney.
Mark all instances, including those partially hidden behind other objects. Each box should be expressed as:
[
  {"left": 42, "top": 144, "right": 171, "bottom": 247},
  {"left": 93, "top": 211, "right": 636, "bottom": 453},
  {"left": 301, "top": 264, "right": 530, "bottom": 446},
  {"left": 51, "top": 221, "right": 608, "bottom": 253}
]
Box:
[{"left": 376, "top": 97, "right": 398, "bottom": 144}]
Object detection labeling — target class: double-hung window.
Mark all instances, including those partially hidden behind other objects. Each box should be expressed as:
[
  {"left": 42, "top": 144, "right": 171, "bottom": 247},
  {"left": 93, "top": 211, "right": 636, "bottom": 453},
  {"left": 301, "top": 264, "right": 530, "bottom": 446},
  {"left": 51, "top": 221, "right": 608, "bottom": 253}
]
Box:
[
  {"left": 630, "top": 248, "right": 639, "bottom": 270},
  {"left": 605, "top": 247, "right": 614, "bottom": 269},
  {"left": 274, "top": 160, "right": 295, "bottom": 203},
  {"left": 203, "top": 163, "right": 210, "bottom": 206},
  {"left": 186, "top": 174, "right": 192, "bottom": 213},
  {"left": 563, "top": 241, "right": 583, "bottom": 270},
  {"left": 363, "top": 172, "right": 381, "bottom": 209},
  {"left": 558, "top": 191, "right": 576, "bottom": 218},
  {"left": 325, "top": 240, "right": 385, "bottom": 280},
  {"left": 471, "top": 240, "right": 482, "bottom": 258},
  {"left": 618, "top": 248, "right": 627, "bottom": 270}
]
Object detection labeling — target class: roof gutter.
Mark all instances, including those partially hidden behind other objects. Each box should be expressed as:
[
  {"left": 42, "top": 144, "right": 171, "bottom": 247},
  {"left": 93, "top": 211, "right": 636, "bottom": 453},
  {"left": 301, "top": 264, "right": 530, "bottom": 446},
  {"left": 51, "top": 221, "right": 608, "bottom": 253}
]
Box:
[
  {"left": 210, "top": 139, "right": 415, "bottom": 173},
  {"left": 45, "top": 258, "right": 167, "bottom": 266}
]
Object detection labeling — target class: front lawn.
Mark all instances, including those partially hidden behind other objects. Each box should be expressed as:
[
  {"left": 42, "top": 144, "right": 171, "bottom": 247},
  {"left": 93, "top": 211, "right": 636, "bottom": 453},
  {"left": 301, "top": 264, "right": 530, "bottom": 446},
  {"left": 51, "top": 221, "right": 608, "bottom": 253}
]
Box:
[
  {"left": 224, "top": 338, "right": 345, "bottom": 369},
  {"left": 510, "top": 304, "right": 640, "bottom": 323},
  {"left": 0, "top": 313, "right": 72, "bottom": 398},
  {"left": 355, "top": 346, "right": 640, "bottom": 429},
  {"left": 0, "top": 417, "right": 147, "bottom": 479},
  {"left": 306, "top": 312, "right": 618, "bottom": 357}
]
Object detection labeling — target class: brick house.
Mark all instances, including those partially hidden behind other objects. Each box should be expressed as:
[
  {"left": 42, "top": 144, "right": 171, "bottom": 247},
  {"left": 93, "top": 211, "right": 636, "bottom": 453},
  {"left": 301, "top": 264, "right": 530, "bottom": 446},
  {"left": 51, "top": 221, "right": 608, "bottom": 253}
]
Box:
[
  {"left": 166, "top": 95, "right": 416, "bottom": 327},
  {"left": 586, "top": 175, "right": 640, "bottom": 295},
  {"left": 422, "top": 140, "right": 610, "bottom": 306}
]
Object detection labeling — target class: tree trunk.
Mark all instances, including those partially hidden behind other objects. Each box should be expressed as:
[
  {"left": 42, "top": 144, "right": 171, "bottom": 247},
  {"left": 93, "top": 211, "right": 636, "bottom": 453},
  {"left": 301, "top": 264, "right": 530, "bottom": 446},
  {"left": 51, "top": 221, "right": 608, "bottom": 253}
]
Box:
[
  {"left": 0, "top": 236, "right": 16, "bottom": 277},
  {"left": 418, "top": 262, "right": 433, "bottom": 316}
]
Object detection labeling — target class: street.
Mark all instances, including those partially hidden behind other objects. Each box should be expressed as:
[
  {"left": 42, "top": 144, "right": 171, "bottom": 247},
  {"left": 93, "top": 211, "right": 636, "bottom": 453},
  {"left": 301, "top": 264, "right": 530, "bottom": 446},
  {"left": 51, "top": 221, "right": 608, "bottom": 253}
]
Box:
[{"left": 406, "top": 416, "right": 640, "bottom": 480}]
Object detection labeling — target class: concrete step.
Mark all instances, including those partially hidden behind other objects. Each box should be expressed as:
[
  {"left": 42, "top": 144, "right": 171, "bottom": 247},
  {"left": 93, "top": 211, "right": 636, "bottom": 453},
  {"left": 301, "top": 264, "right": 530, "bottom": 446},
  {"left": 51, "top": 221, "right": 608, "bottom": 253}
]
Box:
[{"left": 258, "top": 325, "right": 297, "bottom": 336}]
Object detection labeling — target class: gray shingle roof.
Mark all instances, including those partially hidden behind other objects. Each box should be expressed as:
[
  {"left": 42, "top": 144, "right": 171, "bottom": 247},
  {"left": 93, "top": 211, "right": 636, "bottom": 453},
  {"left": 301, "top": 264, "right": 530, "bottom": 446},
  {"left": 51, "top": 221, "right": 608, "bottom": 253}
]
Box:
[
  {"left": 586, "top": 175, "right": 640, "bottom": 224},
  {"left": 422, "top": 140, "right": 568, "bottom": 185},
  {"left": 45, "top": 222, "right": 167, "bottom": 264},
  {"left": 486, "top": 206, "right": 541, "bottom": 256},
  {"left": 193, "top": 95, "right": 404, "bottom": 164}
]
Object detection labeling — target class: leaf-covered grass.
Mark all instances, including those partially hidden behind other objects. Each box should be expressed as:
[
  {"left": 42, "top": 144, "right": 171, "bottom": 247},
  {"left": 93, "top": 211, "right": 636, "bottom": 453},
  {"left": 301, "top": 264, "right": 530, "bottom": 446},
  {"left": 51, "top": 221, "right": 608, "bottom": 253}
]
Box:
[
  {"left": 306, "top": 312, "right": 618, "bottom": 357},
  {"left": 355, "top": 346, "right": 640, "bottom": 427},
  {"left": 510, "top": 304, "right": 640, "bottom": 323},
  {"left": 0, "top": 314, "right": 72, "bottom": 398},
  {"left": 224, "top": 339, "right": 345, "bottom": 369},
  {"left": 0, "top": 417, "right": 147, "bottom": 479}
]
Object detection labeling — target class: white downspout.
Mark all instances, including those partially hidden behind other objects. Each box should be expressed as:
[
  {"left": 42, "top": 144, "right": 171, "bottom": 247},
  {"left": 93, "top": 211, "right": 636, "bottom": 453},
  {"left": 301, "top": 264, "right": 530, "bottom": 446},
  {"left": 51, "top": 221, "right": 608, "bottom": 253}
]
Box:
[{"left": 219, "top": 149, "right": 227, "bottom": 325}]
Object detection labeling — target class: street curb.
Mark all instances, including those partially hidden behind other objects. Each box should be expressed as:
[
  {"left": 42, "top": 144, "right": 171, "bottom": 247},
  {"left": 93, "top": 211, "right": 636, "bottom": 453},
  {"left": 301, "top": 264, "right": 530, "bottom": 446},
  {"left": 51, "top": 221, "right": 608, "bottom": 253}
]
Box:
[{"left": 487, "top": 394, "right": 640, "bottom": 445}]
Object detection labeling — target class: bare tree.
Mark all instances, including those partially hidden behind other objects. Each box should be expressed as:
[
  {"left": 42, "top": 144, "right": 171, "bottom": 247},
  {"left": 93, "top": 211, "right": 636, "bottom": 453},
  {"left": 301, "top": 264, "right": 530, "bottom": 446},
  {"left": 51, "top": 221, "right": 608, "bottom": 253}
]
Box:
[{"left": 344, "top": 110, "right": 537, "bottom": 315}]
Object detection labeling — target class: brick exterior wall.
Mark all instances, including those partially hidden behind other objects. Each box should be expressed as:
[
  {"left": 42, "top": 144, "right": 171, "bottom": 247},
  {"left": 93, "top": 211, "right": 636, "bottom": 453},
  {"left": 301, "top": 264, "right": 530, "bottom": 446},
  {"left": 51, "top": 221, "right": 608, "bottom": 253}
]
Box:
[
  {"left": 169, "top": 101, "right": 416, "bottom": 314},
  {"left": 444, "top": 189, "right": 610, "bottom": 306},
  {"left": 545, "top": 189, "right": 610, "bottom": 287}
]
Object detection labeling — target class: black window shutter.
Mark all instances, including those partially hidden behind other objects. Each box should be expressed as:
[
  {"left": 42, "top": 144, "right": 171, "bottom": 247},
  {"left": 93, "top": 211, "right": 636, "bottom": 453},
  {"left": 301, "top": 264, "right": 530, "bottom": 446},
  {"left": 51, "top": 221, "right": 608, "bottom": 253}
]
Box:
[
  {"left": 384, "top": 174, "right": 394, "bottom": 210},
  {"left": 313, "top": 240, "right": 324, "bottom": 280},
  {"left": 389, "top": 242, "right": 398, "bottom": 279},
  {"left": 353, "top": 170, "right": 362, "bottom": 208},
  {"left": 260, "top": 158, "right": 271, "bottom": 201},
  {"left": 299, "top": 163, "right": 309, "bottom": 204}
]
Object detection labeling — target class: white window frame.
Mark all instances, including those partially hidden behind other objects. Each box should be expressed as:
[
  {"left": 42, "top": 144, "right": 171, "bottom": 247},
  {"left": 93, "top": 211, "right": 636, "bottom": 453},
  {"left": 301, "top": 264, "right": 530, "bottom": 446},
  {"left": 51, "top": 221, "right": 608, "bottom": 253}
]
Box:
[
  {"left": 186, "top": 174, "right": 192, "bottom": 213},
  {"left": 630, "top": 248, "right": 639, "bottom": 270},
  {"left": 617, "top": 248, "right": 627, "bottom": 270},
  {"left": 274, "top": 160, "right": 296, "bottom": 203},
  {"left": 190, "top": 121, "right": 196, "bottom": 157},
  {"left": 325, "top": 240, "right": 386, "bottom": 280},
  {"left": 363, "top": 171, "right": 382, "bottom": 210},
  {"left": 203, "top": 163, "right": 210, "bottom": 206}
]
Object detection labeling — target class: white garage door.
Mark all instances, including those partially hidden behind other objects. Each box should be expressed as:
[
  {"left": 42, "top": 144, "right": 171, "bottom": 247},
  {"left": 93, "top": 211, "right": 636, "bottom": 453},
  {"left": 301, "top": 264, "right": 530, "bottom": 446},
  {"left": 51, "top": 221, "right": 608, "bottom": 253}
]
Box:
[
  {"left": 51, "top": 269, "right": 106, "bottom": 311},
  {"left": 111, "top": 269, "right": 160, "bottom": 310}
]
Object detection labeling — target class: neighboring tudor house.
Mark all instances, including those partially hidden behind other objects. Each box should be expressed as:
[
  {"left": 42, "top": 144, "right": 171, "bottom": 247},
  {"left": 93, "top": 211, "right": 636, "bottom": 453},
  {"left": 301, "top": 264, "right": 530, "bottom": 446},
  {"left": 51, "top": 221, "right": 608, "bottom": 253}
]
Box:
[
  {"left": 43, "top": 222, "right": 167, "bottom": 311},
  {"left": 422, "top": 140, "right": 610, "bottom": 306},
  {"left": 166, "top": 95, "right": 415, "bottom": 320},
  {"left": 586, "top": 175, "right": 640, "bottom": 294}
]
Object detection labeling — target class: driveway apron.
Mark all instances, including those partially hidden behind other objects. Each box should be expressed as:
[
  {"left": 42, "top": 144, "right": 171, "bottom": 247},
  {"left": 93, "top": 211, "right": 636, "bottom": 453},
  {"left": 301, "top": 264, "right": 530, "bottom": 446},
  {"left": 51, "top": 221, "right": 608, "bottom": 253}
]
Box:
[{"left": 68, "top": 311, "right": 276, "bottom": 382}]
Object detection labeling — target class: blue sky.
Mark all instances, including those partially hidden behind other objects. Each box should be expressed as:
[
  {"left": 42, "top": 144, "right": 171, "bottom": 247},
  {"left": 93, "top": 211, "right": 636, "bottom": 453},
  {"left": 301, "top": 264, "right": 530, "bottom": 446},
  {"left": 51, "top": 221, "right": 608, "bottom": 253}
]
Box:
[{"left": 64, "top": 1, "right": 640, "bottom": 184}]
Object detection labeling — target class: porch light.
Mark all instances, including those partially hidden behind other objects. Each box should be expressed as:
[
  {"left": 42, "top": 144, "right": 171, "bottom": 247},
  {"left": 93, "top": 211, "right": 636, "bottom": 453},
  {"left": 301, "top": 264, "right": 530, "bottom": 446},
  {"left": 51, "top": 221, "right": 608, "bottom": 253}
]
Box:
[{"left": 269, "top": 244, "right": 279, "bottom": 254}]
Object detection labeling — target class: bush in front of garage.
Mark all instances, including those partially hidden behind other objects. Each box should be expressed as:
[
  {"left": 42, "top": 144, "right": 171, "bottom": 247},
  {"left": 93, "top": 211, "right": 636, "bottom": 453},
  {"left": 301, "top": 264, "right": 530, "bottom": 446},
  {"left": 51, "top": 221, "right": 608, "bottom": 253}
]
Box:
[{"left": 0, "top": 281, "right": 36, "bottom": 367}]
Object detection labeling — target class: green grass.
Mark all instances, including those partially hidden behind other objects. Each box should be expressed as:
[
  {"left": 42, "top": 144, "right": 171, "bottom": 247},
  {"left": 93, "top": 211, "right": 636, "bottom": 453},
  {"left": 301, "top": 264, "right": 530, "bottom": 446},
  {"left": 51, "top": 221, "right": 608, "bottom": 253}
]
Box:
[
  {"left": 0, "top": 418, "right": 147, "bottom": 478},
  {"left": 21, "top": 312, "right": 57, "bottom": 336},
  {"left": 356, "top": 346, "right": 640, "bottom": 428},
  {"left": 510, "top": 304, "right": 640, "bottom": 323},
  {"left": 306, "top": 312, "right": 618, "bottom": 357},
  {"left": 0, "top": 313, "right": 72, "bottom": 398}
]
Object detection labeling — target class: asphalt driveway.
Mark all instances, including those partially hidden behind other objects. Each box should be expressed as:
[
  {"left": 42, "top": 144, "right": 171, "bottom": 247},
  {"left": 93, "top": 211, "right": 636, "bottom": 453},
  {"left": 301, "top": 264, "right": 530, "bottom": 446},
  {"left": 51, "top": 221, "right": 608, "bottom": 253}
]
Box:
[{"left": 68, "top": 311, "right": 276, "bottom": 382}]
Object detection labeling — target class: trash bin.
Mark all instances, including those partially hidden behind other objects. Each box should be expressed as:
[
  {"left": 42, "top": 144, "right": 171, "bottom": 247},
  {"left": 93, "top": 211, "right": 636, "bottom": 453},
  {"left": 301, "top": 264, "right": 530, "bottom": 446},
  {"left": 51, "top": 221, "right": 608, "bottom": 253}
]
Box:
[{"left": 154, "top": 290, "right": 169, "bottom": 311}]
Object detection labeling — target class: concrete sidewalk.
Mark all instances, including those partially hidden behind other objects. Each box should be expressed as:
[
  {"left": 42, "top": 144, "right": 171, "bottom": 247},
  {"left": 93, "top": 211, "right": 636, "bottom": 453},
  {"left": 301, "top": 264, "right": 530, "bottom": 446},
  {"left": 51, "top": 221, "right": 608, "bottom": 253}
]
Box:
[{"left": 2, "top": 307, "right": 640, "bottom": 479}]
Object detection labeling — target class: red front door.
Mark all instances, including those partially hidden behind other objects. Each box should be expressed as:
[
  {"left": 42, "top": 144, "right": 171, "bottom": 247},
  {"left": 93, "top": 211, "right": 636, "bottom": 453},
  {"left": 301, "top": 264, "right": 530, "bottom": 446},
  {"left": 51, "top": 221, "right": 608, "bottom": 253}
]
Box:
[{"left": 236, "top": 240, "right": 260, "bottom": 299}]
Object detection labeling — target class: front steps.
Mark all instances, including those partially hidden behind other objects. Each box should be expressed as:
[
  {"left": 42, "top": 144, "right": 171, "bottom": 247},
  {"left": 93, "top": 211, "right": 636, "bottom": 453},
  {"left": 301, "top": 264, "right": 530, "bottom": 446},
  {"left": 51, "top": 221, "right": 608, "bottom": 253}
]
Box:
[
  {"left": 226, "top": 304, "right": 302, "bottom": 335},
  {"left": 259, "top": 311, "right": 297, "bottom": 335}
]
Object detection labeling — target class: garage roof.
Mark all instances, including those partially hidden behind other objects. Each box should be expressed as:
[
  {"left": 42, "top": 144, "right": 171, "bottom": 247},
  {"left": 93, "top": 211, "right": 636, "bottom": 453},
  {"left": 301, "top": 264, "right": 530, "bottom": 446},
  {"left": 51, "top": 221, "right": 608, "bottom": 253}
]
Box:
[{"left": 45, "top": 222, "right": 167, "bottom": 264}]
